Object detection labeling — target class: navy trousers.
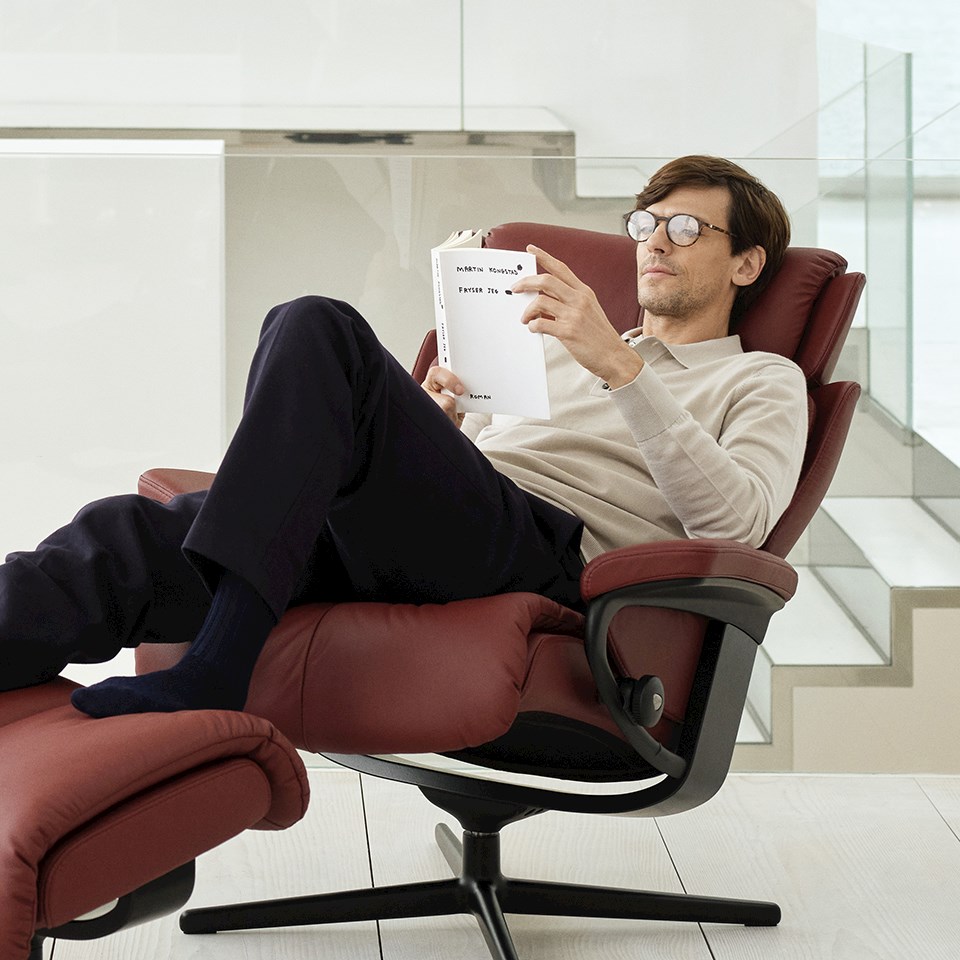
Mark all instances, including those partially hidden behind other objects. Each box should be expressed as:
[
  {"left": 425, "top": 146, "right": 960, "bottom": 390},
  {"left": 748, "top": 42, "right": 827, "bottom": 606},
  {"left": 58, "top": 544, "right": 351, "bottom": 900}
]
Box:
[{"left": 0, "top": 297, "right": 584, "bottom": 690}]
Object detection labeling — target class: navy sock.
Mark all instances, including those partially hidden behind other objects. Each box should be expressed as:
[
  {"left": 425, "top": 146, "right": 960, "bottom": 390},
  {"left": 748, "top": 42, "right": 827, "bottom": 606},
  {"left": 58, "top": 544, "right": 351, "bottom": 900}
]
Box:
[{"left": 71, "top": 571, "right": 277, "bottom": 717}]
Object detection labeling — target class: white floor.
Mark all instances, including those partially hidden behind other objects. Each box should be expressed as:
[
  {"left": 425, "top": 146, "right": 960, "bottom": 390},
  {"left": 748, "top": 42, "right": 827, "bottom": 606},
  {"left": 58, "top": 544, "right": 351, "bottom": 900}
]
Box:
[{"left": 50, "top": 766, "right": 960, "bottom": 960}]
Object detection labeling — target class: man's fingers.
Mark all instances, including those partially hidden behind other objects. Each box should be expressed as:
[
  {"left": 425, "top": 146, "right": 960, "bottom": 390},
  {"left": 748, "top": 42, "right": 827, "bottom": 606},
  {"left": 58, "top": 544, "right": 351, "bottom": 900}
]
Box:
[
  {"left": 423, "top": 365, "right": 464, "bottom": 395},
  {"left": 434, "top": 393, "right": 458, "bottom": 416},
  {"left": 519, "top": 293, "right": 560, "bottom": 326},
  {"left": 525, "top": 313, "right": 558, "bottom": 335},
  {"left": 514, "top": 272, "right": 570, "bottom": 301},
  {"left": 422, "top": 365, "right": 469, "bottom": 426},
  {"left": 513, "top": 250, "right": 587, "bottom": 308}
]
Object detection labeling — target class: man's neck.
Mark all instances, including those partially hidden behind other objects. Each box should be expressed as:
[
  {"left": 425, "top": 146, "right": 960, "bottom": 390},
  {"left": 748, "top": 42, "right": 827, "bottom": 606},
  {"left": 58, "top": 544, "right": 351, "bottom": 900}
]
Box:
[{"left": 641, "top": 312, "right": 731, "bottom": 345}]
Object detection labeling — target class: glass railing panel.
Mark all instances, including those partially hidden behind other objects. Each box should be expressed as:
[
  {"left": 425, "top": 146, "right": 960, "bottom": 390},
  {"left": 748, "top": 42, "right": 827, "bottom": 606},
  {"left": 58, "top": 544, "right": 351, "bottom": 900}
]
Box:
[
  {"left": 0, "top": 140, "right": 225, "bottom": 553},
  {"left": 912, "top": 103, "right": 960, "bottom": 469},
  {"left": 864, "top": 48, "right": 914, "bottom": 428},
  {"left": 811, "top": 33, "right": 874, "bottom": 294},
  {"left": 817, "top": 31, "right": 869, "bottom": 170},
  {"left": 749, "top": 37, "right": 913, "bottom": 356},
  {"left": 912, "top": 101, "right": 960, "bottom": 165}
]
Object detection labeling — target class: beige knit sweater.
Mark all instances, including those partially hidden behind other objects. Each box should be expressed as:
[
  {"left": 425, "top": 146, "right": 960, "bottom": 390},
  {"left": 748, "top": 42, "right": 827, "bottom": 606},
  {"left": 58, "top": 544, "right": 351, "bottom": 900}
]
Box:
[{"left": 462, "top": 332, "right": 808, "bottom": 561}]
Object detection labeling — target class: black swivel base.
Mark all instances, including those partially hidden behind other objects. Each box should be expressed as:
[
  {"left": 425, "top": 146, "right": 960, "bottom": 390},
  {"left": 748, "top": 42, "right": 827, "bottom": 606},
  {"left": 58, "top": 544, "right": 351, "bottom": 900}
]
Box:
[{"left": 180, "top": 820, "right": 780, "bottom": 960}]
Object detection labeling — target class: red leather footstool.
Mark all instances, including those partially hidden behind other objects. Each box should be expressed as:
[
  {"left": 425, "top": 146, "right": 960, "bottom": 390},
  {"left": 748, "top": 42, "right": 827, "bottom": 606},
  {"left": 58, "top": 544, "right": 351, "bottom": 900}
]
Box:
[{"left": 0, "top": 677, "right": 309, "bottom": 960}]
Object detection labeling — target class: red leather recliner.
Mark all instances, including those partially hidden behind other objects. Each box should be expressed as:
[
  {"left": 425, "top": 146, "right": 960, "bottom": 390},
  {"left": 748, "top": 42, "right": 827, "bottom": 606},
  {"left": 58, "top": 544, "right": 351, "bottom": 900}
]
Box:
[{"left": 132, "top": 222, "right": 864, "bottom": 960}]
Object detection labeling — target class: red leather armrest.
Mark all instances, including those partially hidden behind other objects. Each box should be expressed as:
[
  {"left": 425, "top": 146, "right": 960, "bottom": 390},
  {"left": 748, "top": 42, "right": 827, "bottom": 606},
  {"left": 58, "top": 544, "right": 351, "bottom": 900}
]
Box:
[
  {"left": 580, "top": 539, "right": 798, "bottom": 604},
  {"left": 139, "top": 468, "right": 215, "bottom": 503}
]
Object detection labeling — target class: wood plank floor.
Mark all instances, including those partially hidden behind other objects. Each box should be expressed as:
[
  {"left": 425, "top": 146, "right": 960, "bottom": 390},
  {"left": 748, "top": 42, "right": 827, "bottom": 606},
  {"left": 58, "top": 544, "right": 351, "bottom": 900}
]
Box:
[{"left": 52, "top": 768, "right": 960, "bottom": 960}]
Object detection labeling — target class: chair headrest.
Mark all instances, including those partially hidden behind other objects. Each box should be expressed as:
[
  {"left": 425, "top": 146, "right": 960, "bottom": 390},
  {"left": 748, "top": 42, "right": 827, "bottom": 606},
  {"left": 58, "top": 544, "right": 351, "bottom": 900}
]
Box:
[{"left": 737, "top": 247, "right": 850, "bottom": 382}]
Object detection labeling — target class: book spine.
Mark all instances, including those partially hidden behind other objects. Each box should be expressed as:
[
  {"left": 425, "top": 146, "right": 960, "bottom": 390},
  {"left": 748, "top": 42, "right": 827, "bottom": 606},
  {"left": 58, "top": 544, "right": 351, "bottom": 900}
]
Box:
[{"left": 432, "top": 248, "right": 451, "bottom": 369}]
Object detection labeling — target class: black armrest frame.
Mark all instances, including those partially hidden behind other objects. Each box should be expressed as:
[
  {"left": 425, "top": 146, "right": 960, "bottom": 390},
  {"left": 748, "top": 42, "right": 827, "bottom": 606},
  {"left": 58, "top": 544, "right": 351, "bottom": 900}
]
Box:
[{"left": 583, "top": 575, "right": 787, "bottom": 782}]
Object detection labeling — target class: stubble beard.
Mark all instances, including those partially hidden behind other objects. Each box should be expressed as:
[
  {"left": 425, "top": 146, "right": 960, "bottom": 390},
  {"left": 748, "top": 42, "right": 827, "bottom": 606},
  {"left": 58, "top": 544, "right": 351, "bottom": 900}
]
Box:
[
  {"left": 638, "top": 277, "right": 705, "bottom": 320},
  {"left": 638, "top": 269, "right": 726, "bottom": 322}
]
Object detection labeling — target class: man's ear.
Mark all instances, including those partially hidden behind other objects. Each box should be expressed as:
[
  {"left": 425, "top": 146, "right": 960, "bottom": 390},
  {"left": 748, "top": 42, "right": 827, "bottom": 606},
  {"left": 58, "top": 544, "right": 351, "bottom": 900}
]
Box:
[{"left": 733, "top": 245, "right": 766, "bottom": 288}]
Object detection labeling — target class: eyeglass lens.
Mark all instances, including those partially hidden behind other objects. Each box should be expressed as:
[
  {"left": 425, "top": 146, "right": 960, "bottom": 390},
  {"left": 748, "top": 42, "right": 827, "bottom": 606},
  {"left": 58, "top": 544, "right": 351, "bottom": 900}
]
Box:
[{"left": 627, "top": 211, "right": 702, "bottom": 246}]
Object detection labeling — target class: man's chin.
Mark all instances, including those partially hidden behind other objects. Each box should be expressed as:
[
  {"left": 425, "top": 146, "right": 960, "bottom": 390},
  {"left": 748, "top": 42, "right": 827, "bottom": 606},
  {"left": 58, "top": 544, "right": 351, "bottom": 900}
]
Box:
[{"left": 638, "top": 296, "right": 682, "bottom": 318}]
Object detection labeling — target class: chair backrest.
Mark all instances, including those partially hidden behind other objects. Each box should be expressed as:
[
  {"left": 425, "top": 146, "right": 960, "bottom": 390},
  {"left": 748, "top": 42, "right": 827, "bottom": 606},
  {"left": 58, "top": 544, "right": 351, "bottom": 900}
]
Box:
[{"left": 478, "top": 222, "right": 865, "bottom": 559}]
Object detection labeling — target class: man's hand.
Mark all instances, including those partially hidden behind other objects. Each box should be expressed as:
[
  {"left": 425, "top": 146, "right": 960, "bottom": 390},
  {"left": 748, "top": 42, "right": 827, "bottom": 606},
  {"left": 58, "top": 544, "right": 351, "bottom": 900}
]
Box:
[
  {"left": 513, "top": 245, "right": 644, "bottom": 388},
  {"left": 422, "top": 365, "right": 466, "bottom": 426}
]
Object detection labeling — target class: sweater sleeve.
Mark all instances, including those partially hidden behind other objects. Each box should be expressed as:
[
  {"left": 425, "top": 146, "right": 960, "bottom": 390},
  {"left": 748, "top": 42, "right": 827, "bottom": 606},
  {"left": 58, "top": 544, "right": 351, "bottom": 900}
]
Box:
[{"left": 608, "top": 358, "right": 808, "bottom": 547}]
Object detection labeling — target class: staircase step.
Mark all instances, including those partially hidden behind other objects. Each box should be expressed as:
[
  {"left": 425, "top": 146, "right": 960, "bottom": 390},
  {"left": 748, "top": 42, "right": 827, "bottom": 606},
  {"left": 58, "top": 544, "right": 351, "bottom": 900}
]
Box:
[
  {"left": 921, "top": 498, "right": 960, "bottom": 542},
  {"left": 820, "top": 497, "right": 960, "bottom": 588},
  {"left": 740, "top": 564, "right": 881, "bottom": 745},
  {"left": 807, "top": 497, "right": 960, "bottom": 659},
  {"left": 739, "top": 497, "right": 960, "bottom": 751},
  {"left": 763, "top": 567, "right": 884, "bottom": 666}
]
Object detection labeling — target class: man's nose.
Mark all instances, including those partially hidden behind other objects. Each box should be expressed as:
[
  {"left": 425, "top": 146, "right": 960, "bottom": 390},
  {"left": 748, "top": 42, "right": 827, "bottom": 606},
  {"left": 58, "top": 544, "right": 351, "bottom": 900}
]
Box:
[{"left": 646, "top": 218, "right": 672, "bottom": 252}]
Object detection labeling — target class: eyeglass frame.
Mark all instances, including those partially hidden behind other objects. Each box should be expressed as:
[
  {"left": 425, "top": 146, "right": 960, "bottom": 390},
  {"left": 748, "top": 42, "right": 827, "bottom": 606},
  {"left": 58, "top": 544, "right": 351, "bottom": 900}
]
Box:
[{"left": 623, "top": 208, "right": 737, "bottom": 247}]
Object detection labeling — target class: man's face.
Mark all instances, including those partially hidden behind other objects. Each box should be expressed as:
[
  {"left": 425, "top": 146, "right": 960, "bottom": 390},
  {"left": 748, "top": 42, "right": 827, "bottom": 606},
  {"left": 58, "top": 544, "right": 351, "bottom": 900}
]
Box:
[{"left": 635, "top": 184, "right": 742, "bottom": 325}]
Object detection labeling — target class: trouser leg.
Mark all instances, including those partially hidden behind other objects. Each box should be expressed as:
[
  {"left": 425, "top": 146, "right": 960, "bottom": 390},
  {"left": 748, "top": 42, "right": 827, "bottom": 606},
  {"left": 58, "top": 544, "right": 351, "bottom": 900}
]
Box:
[
  {"left": 2, "top": 295, "right": 584, "bottom": 695},
  {"left": 0, "top": 491, "right": 211, "bottom": 691},
  {"left": 183, "top": 296, "right": 584, "bottom": 617}
]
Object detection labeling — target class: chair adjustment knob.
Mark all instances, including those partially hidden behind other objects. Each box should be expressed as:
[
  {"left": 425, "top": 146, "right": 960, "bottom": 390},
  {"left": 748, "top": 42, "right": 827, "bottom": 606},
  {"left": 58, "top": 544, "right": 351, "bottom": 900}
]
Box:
[{"left": 617, "top": 675, "right": 665, "bottom": 728}]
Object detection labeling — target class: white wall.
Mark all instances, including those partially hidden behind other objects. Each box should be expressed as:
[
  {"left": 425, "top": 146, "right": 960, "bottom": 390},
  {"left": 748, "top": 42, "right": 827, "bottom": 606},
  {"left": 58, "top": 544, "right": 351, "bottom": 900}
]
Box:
[
  {"left": 0, "top": 140, "right": 225, "bottom": 554},
  {"left": 0, "top": 0, "right": 818, "bottom": 162},
  {"left": 0, "top": 1, "right": 461, "bottom": 117}
]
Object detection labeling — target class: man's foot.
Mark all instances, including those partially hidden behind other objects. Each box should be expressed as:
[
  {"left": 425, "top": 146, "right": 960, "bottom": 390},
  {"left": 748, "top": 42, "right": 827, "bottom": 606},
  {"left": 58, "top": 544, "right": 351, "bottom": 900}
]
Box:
[
  {"left": 70, "top": 654, "right": 248, "bottom": 717},
  {"left": 71, "top": 570, "right": 276, "bottom": 718}
]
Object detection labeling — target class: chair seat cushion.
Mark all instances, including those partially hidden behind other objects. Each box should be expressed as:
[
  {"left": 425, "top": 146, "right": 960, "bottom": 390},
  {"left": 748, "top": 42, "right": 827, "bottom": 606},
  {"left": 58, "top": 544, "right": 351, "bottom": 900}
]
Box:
[
  {"left": 0, "top": 679, "right": 309, "bottom": 960},
  {"left": 139, "top": 590, "right": 699, "bottom": 761},
  {"left": 242, "top": 593, "right": 587, "bottom": 755}
]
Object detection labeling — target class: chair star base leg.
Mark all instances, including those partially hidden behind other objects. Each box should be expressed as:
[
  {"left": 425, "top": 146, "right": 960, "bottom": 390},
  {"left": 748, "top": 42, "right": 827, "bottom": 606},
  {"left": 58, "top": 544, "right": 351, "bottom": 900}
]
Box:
[
  {"left": 179, "top": 822, "right": 779, "bottom": 960},
  {"left": 180, "top": 878, "right": 465, "bottom": 933},
  {"left": 502, "top": 877, "right": 781, "bottom": 926},
  {"left": 435, "top": 821, "right": 463, "bottom": 875}
]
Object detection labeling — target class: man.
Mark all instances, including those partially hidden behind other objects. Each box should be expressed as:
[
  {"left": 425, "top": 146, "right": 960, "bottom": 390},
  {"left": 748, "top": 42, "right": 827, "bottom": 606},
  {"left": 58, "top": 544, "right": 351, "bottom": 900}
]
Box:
[{"left": 0, "top": 156, "right": 806, "bottom": 718}]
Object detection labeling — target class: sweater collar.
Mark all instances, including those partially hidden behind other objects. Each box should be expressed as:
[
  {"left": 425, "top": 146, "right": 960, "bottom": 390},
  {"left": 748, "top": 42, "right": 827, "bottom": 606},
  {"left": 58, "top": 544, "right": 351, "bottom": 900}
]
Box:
[{"left": 623, "top": 331, "right": 744, "bottom": 369}]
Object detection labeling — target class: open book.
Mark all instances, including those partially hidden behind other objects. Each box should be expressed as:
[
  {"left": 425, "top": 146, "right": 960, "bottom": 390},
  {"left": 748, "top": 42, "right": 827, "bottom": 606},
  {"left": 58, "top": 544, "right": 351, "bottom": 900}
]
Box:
[{"left": 431, "top": 229, "right": 551, "bottom": 420}]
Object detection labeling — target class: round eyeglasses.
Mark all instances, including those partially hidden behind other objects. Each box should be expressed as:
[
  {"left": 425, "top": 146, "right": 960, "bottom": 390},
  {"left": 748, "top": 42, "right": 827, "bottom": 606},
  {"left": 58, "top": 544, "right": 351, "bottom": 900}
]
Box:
[{"left": 623, "top": 209, "right": 736, "bottom": 247}]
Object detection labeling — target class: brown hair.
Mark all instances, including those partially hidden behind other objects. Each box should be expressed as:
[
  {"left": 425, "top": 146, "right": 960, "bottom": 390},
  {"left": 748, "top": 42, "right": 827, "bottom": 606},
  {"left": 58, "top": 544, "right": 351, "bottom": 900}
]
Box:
[{"left": 634, "top": 155, "right": 791, "bottom": 322}]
